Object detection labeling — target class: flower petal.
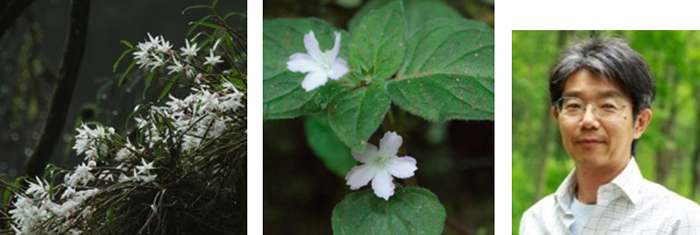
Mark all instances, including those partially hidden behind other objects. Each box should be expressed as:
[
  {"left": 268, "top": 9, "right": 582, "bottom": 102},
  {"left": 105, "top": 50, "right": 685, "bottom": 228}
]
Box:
[
  {"left": 301, "top": 71, "right": 329, "bottom": 92},
  {"left": 328, "top": 31, "right": 341, "bottom": 60},
  {"left": 303, "top": 30, "right": 324, "bottom": 62},
  {"left": 327, "top": 58, "right": 349, "bottom": 80},
  {"left": 371, "top": 170, "right": 395, "bottom": 200},
  {"left": 387, "top": 156, "right": 417, "bottom": 179},
  {"left": 287, "top": 53, "right": 321, "bottom": 73},
  {"left": 345, "top": 164, "right": 378, "bottom": 190},
  {"left": 351, "top": 143, "right": 378, "bottom": 163},
  {"left": 378, "top": 131, "right": 402, "bottom": 157}
]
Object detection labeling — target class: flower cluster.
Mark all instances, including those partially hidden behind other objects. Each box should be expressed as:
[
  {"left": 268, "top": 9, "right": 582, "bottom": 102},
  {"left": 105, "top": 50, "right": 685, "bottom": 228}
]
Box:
[
  {"left": 132, "top": 33, "right": 226, "bottom": 78},
  {"left": 73, "top": 123, "right": 114, "bottom": 160},
  {"left": 8, "top": 32, "right": 245, "bottom": 233},
  {"left": 138, "top": 78, "right": 244, "bottom": 152},
  {"left": 9, "top": 177, "right": 98, "bottom": 235}
]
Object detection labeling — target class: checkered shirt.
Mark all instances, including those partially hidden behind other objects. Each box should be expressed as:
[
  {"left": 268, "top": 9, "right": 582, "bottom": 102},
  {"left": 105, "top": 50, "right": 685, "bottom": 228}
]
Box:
[{"left": 520, "top": 158, "right": 700, "bottom": 235}]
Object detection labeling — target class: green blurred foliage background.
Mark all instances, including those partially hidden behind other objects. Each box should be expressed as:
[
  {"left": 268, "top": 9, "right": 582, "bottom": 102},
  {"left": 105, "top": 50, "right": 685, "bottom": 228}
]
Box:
[{"left": 512, "top": 30, "right": 700, "bottom": 234}]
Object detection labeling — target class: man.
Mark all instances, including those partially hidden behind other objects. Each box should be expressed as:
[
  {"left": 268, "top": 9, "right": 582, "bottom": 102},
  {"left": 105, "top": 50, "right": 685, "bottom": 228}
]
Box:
[{"left": 520, "top": 37, "right": 700, "bottom": 235}]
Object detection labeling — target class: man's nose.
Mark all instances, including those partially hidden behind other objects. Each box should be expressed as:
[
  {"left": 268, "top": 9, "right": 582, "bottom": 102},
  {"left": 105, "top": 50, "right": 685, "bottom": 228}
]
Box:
[{"left": 580, "top": 105, "right": 600, "bottom": 129}]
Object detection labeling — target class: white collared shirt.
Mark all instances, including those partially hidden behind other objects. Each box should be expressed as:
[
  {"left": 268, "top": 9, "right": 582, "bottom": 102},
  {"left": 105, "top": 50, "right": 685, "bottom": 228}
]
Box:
[{"left": 520, "top": 158, "right": 700, "bottom": 235}]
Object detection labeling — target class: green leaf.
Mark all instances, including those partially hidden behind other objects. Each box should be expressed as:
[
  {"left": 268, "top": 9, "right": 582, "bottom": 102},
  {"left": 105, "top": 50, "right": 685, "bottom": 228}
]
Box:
[
  {"left": 187, "top": 14, "right": 215, "bottom": 36},
  {"left": 120, "top": 40, "right": 134, "bottom": 49},
  {"left": 387, "top": 74, "right": 493, "bottom": 120},
  {"left": 113, "top": 48, "right": 134, "bottom": 73},
  {"left": 143, "top": 70, "right": 156, "bottom": 99},
  {"left": 349, "top": 0, "right": 405, "bottom": 80},
  {"left": 181, "top": 4, "right": 210, "bottom": 15},
  {"left": 328, "top": 80, "right": 390, "bottom": 152},
  {"left": 332, "top": 187, "right": 446, "bottom": 235},
  {"left": 336, "top": 0, "right": 363, "bottom": 8},
  {"left": 222, "top": 12, "right": 247, "bottom": 20},
  {"left": 118, "top": 60, "right": 136, "bottom": 87},
  {"left": 389, "top": 18, "right": 494, "bottom": 121},
  {"left": 403, "top": 0, "right": 462, "bottom": 37},
  {"left": 349, "top": 0, "right": 462, "bottom": 37},
  {"left": 158, "top": 73, "right": 181, "bottom": 101},
  {"left": 263, "top": 18, "right": 351, "bottom": 119},
  {"left": 304, "top": 114, "right": 357, "bottom": 177},
  {"left": 347, "top": 0, "right": 395, "bottom": 33},
  {"left": 196, "top": 21, "right": 220, "bottom": 30}
]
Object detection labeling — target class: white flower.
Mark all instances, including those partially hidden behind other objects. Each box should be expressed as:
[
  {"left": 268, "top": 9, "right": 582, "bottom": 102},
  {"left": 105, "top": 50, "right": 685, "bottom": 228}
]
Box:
[
  {"left": 155, "top": 36, "right": 172, "bottom": 53},
  {"left": 134, "top": 159, "right": 157, "bottom": 183},
  {"left": 345, "top": 131, "right": 417, "bottom": 200},
  {"left": 61, "top": 187, "right": 76, "bottom": 200},
  {"left": 185, "top": 65, "right": 195, "bottom": 78},
  {"left": 212, "top": 38, "right": 222, "bottom": 51},
  {"left": 25, "top": 177, "right": 49, "bottom": 198},
  {"left": 73, "top": 123, "right": 114, "bottom": 156},
  {"left": 286, "top": 30, "right": 349, "bottom": 92},
  {"left": 180, "top": 39, "right": 199, "bottom": 57},
  {"left": 204, "top": 50, "right": 223, "bottom": 66},
  {"left": 115, "top": 147, "right": 132, "bottom": 161},
  {"left": 167, "top": 58, "right": 184, "bottom": 75},
  {"left": 147, "top": 32, "right": 159, "bottom": 46},
  {"left": 136, "top": 158, "right": 155, "bottom": 174},
  {"left": 148, "top": 55, "right": 165, "bottom": 71},
  {"left": 133, "top": 50, "right": 151, "bottom": 69},
  {"left": 67, "top": 163, "right": 95, "bottom": 187}
]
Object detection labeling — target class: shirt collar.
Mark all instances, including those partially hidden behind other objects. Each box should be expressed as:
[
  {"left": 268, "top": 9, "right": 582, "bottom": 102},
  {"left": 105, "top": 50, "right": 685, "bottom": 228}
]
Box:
[{"left": 554, "top": 157, "right": 644, "bottom": 211}]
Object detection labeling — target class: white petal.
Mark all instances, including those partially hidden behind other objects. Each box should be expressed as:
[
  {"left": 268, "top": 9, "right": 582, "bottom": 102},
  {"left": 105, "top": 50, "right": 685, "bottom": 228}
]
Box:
[
  {"left": 345, "top": 165, "right": 378, "bottom": 190},
  {"left": 301, "top": 71, "right": 329, "bottom": 92},
  {"left": 387, "top": 156, "right": 417, "bottom": 179},
  {"left": 287, "top": 53, "right": 321, "bottom": 73},
  {"left": 378, "top": 131, "right": 402, "bottom": 157},
  {"left": 329, "top": 31, "right": 341, "bottom": 60},
  {"left": 328, "top": 58, "right": 349, "bottom": 80},
  {"left": 303, "top": 31, "right": 324, "bottom": 61},
  {"left": 371, "top": 170, "right": 395, "bottom": 200},
  {"left": 350, "top": 143, "right": 378, "bottom": 163}
]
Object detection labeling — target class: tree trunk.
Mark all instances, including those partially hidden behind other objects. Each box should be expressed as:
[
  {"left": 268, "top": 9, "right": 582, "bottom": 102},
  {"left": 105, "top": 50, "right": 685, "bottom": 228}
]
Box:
[
  {"left": 692, "top": 84, "right": 700, "bottom": 198},
  {"left": 532, "top": 30, "right": 569, "bottom": 201},
  {"left": 656, "top": 66, "right": 678, "bottom": 185},
  {"left": 23, "top": 0, "right": 91, "bottom": 178}
]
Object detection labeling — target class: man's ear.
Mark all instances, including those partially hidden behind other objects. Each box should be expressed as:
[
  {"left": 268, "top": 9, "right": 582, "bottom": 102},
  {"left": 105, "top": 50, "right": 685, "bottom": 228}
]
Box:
[
  {"left": 551, "top": 106, "right": 559, "bottom": 119},
  {"left": 634, "top": 108, "right": 652, "bottom": 139}
]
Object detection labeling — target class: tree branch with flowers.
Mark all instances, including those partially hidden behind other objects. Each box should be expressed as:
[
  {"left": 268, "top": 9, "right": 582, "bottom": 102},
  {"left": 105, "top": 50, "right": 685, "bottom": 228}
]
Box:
[
  {"left": 2, "top": 1, "right": 247, "bottom": 234},
  {"left": 264, "top": 0, "right": 493, "bottom": 234}
]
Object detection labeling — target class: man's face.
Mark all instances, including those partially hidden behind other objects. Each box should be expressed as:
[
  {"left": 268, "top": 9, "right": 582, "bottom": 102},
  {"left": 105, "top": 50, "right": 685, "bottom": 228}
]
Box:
[{"left": 554, "top": 69, "right": 651, "bottom": 171}]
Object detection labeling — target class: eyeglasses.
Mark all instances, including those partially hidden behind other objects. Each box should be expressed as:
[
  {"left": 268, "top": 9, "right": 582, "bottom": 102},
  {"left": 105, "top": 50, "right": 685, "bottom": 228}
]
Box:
[{"left": 554, "top": 97, "right": 627, "bottom": 120}]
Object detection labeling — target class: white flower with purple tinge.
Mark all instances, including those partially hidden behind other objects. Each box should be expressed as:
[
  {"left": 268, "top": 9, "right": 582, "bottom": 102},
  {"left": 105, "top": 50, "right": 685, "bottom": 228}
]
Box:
[
  {"left": 345, "top": 131, "right": 418, "bottom": 200},
  {"left": 286, "top": 30, "right": 349, "bottom": 92}
]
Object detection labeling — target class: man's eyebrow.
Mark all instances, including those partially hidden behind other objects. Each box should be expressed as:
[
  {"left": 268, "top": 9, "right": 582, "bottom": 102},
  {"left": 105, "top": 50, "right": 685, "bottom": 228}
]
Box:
[
  {"left": 561, "top": 90, "right": 624, "bottom": 98},
  {"left": 599, "top": 90, "right": 624, "bottom": 98}
]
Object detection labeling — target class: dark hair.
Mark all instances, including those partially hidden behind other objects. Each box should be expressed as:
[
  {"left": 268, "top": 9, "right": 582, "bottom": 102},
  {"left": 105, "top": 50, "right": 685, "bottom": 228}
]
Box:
[{"left": 549, "top": 37, "right": 656, "bottom": 156}]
